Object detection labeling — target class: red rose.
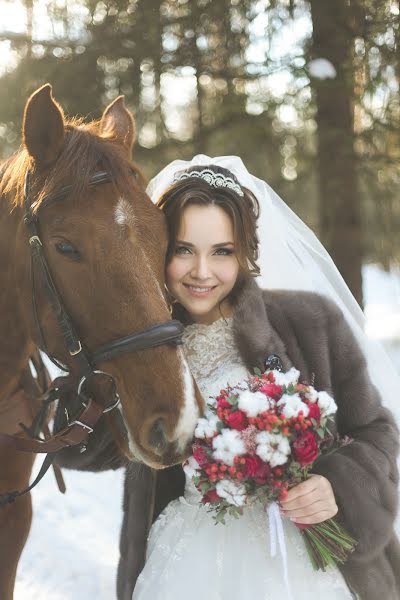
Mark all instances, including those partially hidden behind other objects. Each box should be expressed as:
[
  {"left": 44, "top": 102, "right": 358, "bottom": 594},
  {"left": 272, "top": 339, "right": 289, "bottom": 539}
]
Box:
[
  {"left": 225, "top": 410, "right": 248, "bottom": 431},
  {"left": 259, "top": 383, "right": 283, "bottom": 400},
  {"left": 242, "top": 455, "right": 262, "bottom": 477},
  {"left": 193, "top": 445, "right": 209, "bottom": 468},
  {"left": 292, "top": 432, "right": 319, "bottom": 466},
  {"left": 242, "top": 455, "right": 271, "bottom": 482},
  {"left": 217, "top": 396, "right": 231, "bottom": 410},
  {"left": 202, "top": 489, "right": 221, "bottom": 504},
  {"left": 307, "top": 403, "right": 321, "bottom": 423},
  {"left": 254, "top": 461, "right": 272, "bottom": 484}
]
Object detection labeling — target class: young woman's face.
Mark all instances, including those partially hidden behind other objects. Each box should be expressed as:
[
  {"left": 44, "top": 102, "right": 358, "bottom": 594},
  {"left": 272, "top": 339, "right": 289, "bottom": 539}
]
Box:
[{"left": 166, "top": 204, "right": 240, "bottom": 324}]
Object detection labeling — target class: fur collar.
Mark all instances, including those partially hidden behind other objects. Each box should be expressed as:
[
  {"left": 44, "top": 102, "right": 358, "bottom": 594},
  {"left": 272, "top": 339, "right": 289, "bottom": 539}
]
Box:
[{"left": 232, "top": 278, "right": 292, "bottom": 374}]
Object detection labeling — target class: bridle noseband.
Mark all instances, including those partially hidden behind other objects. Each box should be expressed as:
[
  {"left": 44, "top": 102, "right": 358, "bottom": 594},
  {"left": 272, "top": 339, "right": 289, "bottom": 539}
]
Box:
[{"left": 0, "top": 168, "right": 183, "bottom": 506}]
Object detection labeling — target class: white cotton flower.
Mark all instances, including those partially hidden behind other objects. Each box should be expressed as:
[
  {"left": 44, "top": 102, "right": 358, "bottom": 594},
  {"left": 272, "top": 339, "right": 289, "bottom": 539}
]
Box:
[
  {"left": 256, "top": 431, "right": 291, "bottom": 467},
  {"left": 272, "top": 368, "right": 300, "bottom": 387},
  {"left": 216, "top": 479, "right": 247, "bottom": 507},
  {"left": 195, "top": 413, "right": 219, "bottom": 439},
  {"left": 183, "top": 456, "right": 200, "bottom": 479},
  {"left": 305, "top": 387, "right": 318, "bottom": 403},
  {"left": 277, "top": 393, "right": 310, "bottom": 419},
  {"left": 237, "top": 390, "right": 270, "bottom": 417},
  {"left": 212, "top": 429, "right": 246, "bottom": 466},
  {"left": 317, "top": 391, "right": 337, "bottom": 416}
]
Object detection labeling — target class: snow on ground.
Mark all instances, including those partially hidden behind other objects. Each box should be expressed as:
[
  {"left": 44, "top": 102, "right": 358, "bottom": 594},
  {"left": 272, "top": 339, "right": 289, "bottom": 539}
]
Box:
[
  {"left": 15, "top": 468, "right": 124, "bottom": 600},
  {"left": 15, "top": 265, "right": 400, "bottom": 600}
]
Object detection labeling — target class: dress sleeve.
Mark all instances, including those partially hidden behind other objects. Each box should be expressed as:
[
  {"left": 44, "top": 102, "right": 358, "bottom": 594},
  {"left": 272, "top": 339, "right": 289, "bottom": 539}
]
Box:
[{"left": 312, "top": 299, "right": 399, "bottom": 562}]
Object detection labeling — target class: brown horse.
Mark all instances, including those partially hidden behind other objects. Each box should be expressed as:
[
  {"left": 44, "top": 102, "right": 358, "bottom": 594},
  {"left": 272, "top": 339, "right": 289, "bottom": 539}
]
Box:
[{"left": 0, "top": 84, "right": 203, "bottom": 599}]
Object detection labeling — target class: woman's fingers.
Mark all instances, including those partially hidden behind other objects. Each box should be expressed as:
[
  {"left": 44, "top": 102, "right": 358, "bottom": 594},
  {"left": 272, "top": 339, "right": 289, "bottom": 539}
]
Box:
[
  {"left": 281, "top": 498, "right": 338, "bottom": 522},
  {"left": 279, "top": 475, "right": 338, "bottom": 524}
]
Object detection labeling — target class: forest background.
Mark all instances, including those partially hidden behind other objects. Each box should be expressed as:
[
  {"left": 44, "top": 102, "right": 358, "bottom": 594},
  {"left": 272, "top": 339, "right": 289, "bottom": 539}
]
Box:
[{"left": 0, "top": 0, "right": 399, "bottom": 307}]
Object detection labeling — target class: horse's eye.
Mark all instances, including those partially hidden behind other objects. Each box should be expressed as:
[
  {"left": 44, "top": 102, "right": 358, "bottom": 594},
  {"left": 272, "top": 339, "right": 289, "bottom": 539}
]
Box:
[{"left": 55, "top": 240, "right": 81, "bottom": 260}]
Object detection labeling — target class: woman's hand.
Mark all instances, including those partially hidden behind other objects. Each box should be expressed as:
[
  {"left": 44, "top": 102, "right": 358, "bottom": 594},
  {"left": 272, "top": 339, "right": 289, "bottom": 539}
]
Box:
[{"left": 279, "top": 474, "right": 338, "bottom": 525}]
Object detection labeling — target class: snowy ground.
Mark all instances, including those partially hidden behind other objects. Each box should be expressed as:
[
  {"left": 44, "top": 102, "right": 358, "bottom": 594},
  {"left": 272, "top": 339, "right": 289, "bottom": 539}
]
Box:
[{"left": 15, "top": 265, "right": 400, "bottom": 600}]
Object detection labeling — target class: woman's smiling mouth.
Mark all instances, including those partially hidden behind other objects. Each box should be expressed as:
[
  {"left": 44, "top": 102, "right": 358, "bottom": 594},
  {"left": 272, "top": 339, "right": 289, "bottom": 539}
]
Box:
[{"left": 183, "top": 283, "right": 217, "bottom": 297}]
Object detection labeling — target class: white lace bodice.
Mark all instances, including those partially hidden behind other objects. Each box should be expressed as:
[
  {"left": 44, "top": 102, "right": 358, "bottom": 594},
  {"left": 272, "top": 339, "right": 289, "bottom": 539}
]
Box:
[{"left": 182, "top": 317, "right": 249, "bottom": 403}]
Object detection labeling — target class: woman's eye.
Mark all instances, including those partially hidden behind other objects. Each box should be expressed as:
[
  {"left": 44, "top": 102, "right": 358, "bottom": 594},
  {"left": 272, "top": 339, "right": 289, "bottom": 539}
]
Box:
[
  {"left": 55, "top": 240, "right": 81, "bottom": 260},
  {"left": 214, "top": 248, "right": 234, "bottom": 256},
  {"left": 175, "top": 246, "right": 191, "bottom": 255}
]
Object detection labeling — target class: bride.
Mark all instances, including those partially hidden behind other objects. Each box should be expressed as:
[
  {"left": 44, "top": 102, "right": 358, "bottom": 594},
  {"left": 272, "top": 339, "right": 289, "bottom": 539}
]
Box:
[{"left": 125, "top": 156, "right": 399, "bottom": 600}]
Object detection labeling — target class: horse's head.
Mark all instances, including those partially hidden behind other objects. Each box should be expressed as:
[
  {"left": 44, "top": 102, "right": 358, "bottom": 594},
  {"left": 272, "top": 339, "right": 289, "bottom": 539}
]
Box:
[{"left": 11, "top": 84, "right": 203, "bottom": 467}]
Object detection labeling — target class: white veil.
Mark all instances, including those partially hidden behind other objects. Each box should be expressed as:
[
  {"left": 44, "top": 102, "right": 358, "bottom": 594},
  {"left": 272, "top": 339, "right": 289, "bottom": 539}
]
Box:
[{"left": 147, "top": 154, "right": 400, "bottom": 434}]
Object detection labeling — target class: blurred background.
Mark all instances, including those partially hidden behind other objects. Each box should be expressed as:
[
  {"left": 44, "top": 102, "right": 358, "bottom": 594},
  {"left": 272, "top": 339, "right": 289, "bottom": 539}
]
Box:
[{"left": 0, "top": 0, "right": 399, "bottom": 310}]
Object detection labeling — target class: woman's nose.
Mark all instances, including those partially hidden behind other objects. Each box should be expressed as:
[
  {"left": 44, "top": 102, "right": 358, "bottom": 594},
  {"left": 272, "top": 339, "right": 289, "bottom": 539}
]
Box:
[{"left": 190, "top": 256, "right": 211, "bottom": 280}]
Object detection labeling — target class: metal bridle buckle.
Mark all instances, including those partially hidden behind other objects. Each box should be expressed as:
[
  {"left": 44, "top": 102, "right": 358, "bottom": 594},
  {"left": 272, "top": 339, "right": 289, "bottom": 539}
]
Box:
[
  {"left": 69, "top": 341, "right": 82, "bottom": 356},
  {"left": 77, "top": 370, "right": 121, "bottom": 414},
  {"left": 29, "top": 235, "right": 42, "bottom": 246},
  {"left": 66, "top": 419, "right": 94, "bottom": 434}
]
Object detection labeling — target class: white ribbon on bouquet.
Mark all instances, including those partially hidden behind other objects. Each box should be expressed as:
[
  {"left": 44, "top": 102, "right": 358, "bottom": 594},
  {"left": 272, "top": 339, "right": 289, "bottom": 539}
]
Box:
[{"left": 268, "top": 501, "right": 294, "bottom": 600}]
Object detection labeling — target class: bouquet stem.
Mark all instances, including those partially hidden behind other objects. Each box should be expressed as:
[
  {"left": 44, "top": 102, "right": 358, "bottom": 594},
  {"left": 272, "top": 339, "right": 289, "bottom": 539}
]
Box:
[{"left": 298, "top": 519, "right": 356, "bottom": 571}]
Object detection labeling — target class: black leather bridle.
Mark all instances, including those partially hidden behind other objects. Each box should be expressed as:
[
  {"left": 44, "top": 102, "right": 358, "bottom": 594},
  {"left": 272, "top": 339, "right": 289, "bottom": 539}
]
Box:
[
  {"left": 23, "top": 168, "right": 183, "bottom": 403},
  {"left": 0, "top": 168, "right": 183, "bottom": 507},
  {"left": 0, "top": 170, "right": 184, "bottom": 506}
]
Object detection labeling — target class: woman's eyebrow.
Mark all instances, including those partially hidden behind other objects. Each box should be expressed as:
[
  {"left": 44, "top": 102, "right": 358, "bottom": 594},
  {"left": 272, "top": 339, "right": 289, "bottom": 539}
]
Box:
[{"left": 176, "top": 240, "right": 234, "bottom": 248}]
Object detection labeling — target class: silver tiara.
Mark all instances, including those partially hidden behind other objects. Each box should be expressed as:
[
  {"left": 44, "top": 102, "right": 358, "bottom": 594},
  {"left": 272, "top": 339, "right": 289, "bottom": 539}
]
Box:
[{"left": 172, "top": 168, "right": 244, "bottom": 197}]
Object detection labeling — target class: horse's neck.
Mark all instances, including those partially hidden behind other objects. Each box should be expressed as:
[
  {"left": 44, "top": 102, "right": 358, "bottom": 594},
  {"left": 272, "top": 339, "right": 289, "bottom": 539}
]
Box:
[{"left": 0, "top": 183, "right": 32, "bottom": 397}]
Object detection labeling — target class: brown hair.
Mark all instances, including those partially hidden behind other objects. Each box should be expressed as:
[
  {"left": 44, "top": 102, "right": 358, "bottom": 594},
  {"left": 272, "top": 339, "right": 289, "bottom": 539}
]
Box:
[{"left": 157, "top": 165, "right": 260, "bottom": 284}]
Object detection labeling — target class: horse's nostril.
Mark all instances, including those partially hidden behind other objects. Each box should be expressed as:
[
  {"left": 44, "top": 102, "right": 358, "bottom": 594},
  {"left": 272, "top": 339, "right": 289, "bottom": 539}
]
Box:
[{"left": 148, "top": 418, "right": 168, "bottom": 455}]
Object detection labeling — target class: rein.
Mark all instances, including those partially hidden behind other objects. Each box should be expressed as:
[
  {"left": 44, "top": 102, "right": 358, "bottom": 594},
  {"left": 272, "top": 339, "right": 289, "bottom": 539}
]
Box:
[{"left": 0, "top": 168, "right": 183, "bottom": 506}]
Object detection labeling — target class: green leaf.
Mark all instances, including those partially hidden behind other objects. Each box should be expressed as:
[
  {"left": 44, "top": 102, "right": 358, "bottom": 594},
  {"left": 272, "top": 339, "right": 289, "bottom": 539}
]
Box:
[
  {"left": 227, "top": 395, "right": 239, "bottom": 407},
  {"left": 200, "top": 482, "right": 213, "bottom": 493},
  {"left": 254, "top": 367, "right": 262, "bottom": 376},
  {"left": 317, "top": 428, "right": 325, "bottom": 438},
  {"left": 214, "top": 510, "right": 227, "bottom": 526}
]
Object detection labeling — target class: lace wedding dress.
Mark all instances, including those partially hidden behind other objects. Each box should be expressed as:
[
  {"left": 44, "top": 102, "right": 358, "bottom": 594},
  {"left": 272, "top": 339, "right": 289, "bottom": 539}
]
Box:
[{"left": 132, "top": 318, "right": 353, "bottom": 600}]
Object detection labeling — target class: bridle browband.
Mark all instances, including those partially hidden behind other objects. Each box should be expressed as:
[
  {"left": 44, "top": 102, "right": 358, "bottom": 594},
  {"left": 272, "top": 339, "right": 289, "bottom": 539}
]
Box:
[{"left": 0, "top": 168, "right": 184, "bottom": 506}]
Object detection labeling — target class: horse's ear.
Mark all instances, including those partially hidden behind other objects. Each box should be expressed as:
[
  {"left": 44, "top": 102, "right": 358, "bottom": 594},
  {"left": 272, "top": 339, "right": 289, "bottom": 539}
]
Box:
[
  {"left": 23, "top": 84, "right": 65, "bottom": 168},
  {"left": 100, "top": 96, "right": 136, "bottom": 153}
]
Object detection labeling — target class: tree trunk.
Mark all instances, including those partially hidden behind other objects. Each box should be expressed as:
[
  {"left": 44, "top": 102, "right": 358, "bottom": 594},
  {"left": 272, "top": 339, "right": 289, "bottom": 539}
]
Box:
[{"left": 309, "top": 0, "right": 363, "bottom": 306}]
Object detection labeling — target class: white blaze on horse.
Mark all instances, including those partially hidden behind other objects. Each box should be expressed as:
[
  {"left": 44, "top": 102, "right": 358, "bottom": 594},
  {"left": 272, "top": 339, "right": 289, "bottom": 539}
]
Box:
[{"left": 0, "top": 84, "right": 203, "bottom": 600}]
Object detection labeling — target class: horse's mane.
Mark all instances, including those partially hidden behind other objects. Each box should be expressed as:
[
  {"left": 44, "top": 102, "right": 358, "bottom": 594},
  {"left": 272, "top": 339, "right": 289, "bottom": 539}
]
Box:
[{"left": 0, "top": 117, "right": 144, "bottom": 211}]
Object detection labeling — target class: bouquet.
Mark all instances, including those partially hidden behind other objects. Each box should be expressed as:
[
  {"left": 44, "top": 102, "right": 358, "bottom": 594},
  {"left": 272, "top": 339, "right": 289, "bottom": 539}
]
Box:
[{"left": 183, "top": 365, "right": 356, "bottom": 571}]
